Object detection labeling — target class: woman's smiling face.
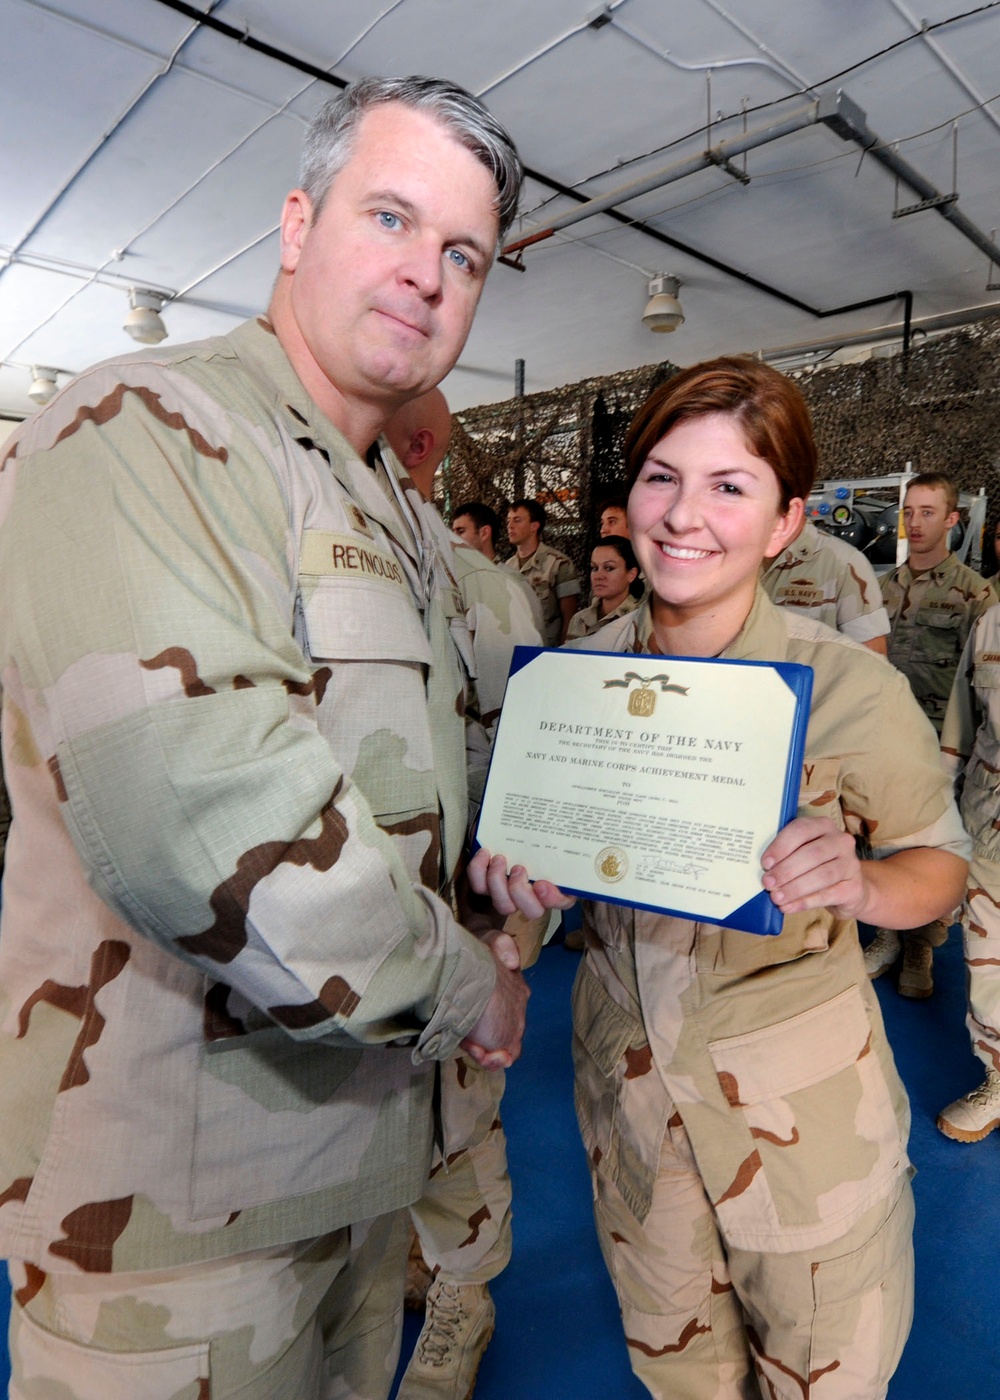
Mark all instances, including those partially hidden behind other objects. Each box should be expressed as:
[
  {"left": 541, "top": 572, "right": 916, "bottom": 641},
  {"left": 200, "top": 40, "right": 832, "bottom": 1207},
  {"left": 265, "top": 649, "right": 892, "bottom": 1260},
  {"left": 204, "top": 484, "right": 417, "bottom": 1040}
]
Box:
[{"left": 627, "top": 412, "right": 801, "bottom": 629}]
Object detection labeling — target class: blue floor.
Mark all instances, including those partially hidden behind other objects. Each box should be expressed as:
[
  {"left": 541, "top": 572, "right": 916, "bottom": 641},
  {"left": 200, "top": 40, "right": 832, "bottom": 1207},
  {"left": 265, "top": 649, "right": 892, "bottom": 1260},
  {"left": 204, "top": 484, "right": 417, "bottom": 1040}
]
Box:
[
  {"left": 3, "top": 928, "right": 998, "bottom": 1397},
  {"left": 390, "top": 930, "right": 1000, "bottom": 1398}
]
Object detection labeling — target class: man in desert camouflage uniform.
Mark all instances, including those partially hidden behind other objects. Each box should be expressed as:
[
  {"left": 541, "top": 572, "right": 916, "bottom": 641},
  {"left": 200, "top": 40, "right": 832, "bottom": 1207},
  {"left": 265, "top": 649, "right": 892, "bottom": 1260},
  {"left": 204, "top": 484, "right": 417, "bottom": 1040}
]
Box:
[
  {"left": 385, "top": 388, "right": 544, "bottom": 1400},
  {"left": 502, "top": 498, "right": 580, "bottom": 644},
  {"left": 0, "top": 77, "right": 544, "bottom": 1400},
  {"left": 868, "top": 472, "right": 996, "bottom": 998},
  {"left": 936, "top": 603, "right": 1000, "bottom": 1144},
  {"left": 762, "top": 516, "right": 889, "bottom": 654}
]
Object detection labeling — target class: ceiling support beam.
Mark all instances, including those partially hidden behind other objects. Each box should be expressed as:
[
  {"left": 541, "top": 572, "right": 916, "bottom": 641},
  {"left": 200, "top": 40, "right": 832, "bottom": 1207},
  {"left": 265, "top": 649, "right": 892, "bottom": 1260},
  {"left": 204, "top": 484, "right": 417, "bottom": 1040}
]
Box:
[
  {"left": 818, "top": 89, "right": 1000, "bottom": 274},
  {"left": 758, "top": 297, "right": 1000, "bottom": 366}
]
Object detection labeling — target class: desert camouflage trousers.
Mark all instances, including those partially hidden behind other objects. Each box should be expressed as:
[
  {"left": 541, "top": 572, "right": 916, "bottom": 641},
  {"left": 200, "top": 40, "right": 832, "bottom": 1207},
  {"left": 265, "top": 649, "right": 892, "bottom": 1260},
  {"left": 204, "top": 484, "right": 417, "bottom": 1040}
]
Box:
[
  {"left": 8, "top": 1209, "right": 408, "bottom": 1400},
  {"left": 962, "top": 852, "right": 1000, "bottom": 1073},
  {"left": 591, "top": 1113, "right": 914, "bottom": 1400},
  {"left": 409, "top": 1056, "right": 512, "bottom": 1285}
]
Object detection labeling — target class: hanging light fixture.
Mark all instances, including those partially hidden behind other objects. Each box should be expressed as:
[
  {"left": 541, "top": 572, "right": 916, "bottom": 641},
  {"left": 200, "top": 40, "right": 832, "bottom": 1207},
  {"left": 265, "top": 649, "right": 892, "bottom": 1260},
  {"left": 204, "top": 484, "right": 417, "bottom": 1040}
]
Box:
[
  {"left": 124, "top": 288, "right": 168, "bottom": 345},
  {"left": 642, "top": 274, "right": 685, "bottom": 333},
  {"left": 28, "top": 367, "right": 59, "bottom": 405}
]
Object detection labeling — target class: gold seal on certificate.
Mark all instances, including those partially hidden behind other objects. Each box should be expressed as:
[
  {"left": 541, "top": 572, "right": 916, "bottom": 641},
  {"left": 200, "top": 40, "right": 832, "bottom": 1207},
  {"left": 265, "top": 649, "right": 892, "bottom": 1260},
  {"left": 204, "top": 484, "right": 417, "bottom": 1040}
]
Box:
[
  {"left": 596, "top": 846, "right": 628, "bottom": 883},
  {"left": 476, "top": 647, "right": 812, "bottom": 936}
]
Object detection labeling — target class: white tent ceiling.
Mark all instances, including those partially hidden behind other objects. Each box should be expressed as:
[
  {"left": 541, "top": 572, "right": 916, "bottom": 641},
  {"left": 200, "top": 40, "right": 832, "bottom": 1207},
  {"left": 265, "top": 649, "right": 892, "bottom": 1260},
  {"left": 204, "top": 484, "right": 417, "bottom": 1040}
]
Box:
[{"left": 2, "top": 0, "right": 1000, "bottom": 424}]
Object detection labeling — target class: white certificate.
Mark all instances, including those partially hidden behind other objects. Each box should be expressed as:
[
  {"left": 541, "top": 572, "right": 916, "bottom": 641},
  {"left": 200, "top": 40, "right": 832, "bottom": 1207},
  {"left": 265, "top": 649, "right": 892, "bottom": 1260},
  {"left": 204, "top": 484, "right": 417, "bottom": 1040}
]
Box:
[{"left": 476, "top": 647, "right": 813, "bottom": 935}]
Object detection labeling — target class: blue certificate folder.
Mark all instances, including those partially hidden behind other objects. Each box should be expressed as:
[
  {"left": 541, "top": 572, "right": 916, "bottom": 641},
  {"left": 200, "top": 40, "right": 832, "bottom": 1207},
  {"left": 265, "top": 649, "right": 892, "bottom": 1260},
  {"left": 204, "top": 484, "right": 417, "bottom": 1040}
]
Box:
[{"left": 475, "top": 646, "right": 814, "bottom": 937}]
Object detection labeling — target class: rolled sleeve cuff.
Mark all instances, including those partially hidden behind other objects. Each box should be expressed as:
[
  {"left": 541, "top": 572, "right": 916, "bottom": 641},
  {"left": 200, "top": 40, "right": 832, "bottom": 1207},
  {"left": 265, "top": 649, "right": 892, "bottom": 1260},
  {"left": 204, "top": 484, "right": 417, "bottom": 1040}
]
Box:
[
  {"left": 871, "top": 803, "right": 972, "bottom": 862},
  {"left": 411, "top": 919, "right": 496, "bottom": 1064},
  {"left": 841, "top": 607, "right": 890, "bottom": 643}
]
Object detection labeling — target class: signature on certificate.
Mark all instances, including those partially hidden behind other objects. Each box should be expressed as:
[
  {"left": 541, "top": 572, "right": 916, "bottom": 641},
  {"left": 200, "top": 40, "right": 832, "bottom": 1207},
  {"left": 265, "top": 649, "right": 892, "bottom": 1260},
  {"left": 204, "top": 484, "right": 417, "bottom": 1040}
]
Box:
[{"left": 649, "top": 858, "right": 709, "bottom": 879}]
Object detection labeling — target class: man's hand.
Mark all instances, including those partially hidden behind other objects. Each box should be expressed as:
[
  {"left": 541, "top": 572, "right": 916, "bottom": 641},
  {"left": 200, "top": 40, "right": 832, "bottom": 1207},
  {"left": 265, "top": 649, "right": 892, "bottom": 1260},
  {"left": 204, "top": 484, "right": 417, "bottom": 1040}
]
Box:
[{"left": 460, "top": 929, "right": 529, "bottom": 1070}]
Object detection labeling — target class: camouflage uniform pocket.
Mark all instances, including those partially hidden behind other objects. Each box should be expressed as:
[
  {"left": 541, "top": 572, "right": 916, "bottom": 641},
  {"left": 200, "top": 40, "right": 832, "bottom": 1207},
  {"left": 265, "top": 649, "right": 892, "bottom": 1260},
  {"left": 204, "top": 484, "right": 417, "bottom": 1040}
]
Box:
[
  {"left": 572, "top": 959, "right": 671, "bottom": 1222},
  {"left": 702, "top": 984, "right": 906, "bottom": 1252},
  {"left": 913, "top": 606, "right": 963, "bottom": 660},
  {"left": 962, "top": 756, "right": 1000, "bottom": 859},
  {"left": 11, "top": 1303, "right": 210, "bottom": 1400},
  {"left": 807, "top": 1182, "right": 915, "bottom": 1392},
  {"left": 300, "top": 575, "right": 433, "bottom": 664}
]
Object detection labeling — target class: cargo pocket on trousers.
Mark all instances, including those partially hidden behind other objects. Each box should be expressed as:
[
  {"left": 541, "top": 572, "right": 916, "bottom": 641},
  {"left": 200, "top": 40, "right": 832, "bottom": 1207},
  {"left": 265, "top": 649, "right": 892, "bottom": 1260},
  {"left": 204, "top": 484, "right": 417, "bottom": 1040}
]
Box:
[
  {"left": 571, "top": 958, "right": 647, "bottom": 1169},
  {"left": 12, "top": 1304, "right": 211, "bottom": 1400},
  {"left": 705, "top": 984, "right": 904, "bottom": 1246},
  {"left": 809, "top": 1182, "right": 915, "bottom": 1390}
]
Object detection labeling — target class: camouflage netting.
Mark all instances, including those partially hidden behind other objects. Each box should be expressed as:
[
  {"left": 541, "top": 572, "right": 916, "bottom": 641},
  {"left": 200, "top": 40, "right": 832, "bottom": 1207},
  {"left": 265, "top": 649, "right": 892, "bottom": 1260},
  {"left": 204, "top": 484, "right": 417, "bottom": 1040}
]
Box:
[{"left": 441, "top": 318, "right": 1000, "bottom": 576}]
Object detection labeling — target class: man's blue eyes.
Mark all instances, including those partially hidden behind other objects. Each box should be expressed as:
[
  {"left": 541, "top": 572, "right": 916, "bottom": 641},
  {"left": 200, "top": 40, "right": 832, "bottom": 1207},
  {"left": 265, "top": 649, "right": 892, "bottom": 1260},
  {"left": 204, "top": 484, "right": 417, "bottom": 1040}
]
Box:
[{"left": 375, "top": 213, "right": 472, "bottom": 271}]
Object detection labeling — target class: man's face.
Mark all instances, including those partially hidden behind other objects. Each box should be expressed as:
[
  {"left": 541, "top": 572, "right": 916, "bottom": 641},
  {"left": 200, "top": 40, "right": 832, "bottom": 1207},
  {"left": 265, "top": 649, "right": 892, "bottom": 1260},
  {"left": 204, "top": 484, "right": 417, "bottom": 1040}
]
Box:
[
  {"left": 903, "top": 485, "right": 958, "bottom": 560},
  {"left": 279, "top": 103, "right": 499, "bottom": 412},
  {"left": 507, "top": 507, "right": 536, "bottom": 547},
  {"left": 600, "top": 506, "right": 629, "bottom": 538},
  {"left": 452, "top": 513, "right": 490, "bottom": 555}
]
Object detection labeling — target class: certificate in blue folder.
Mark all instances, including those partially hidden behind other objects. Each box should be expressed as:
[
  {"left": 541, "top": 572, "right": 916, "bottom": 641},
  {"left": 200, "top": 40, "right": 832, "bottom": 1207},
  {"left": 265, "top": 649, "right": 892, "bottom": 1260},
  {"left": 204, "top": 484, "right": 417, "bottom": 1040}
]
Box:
[{"left": 476, "top": 647, "right": 813, "bottom": 937}]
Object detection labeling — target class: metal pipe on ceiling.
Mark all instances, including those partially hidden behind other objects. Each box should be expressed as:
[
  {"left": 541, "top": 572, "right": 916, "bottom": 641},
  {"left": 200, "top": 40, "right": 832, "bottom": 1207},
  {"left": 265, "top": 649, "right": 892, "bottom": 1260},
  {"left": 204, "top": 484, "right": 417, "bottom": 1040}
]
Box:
[
  {"left": 504, "top": 88, "right": 1000, "bottom": 275},
  {"left": 819, "top": 89, "right": 1000, "bottom": 272},
  {"left": 757, "top": 297, "right": 1000, "bottom": 365},
  {"left": 611, "top": 8, "right": 806, "bottom": 88},
  {"left": 504, "top": 98, "right": 825, "bottom": 253},
  {"left": 503, "top": 88, "right": 1000, "bottom": 343}
]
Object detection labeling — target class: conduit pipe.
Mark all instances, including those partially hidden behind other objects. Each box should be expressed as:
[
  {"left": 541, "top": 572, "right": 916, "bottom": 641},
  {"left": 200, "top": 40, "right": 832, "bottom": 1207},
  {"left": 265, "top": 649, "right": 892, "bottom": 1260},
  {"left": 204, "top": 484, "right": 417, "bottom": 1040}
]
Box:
[
  {"left": 503, "top": 96, "right": 826, "bottom": 255},
  {"left": 503, "top": 89, "right": 1000, "bottom": 278},
  {"left": 757, "top": 297, "right": 1000, "bottom": 367},
  {"left": 820, "top": 89, "right": 1000, "bottom": 271},
  {"left": 505, "top": 97, "right": 919, "bottom": 336}
]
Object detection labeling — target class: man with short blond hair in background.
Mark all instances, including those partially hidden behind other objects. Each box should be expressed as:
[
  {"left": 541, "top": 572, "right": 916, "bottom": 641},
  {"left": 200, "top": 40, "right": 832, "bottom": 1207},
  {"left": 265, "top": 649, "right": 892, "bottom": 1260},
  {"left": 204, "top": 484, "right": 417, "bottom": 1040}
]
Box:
[
  {"left": 503, "top": 497, "right": 580, "bottom": 644},
  {"left": 868, "top": 471, "right": 996, "bottom": 998}
]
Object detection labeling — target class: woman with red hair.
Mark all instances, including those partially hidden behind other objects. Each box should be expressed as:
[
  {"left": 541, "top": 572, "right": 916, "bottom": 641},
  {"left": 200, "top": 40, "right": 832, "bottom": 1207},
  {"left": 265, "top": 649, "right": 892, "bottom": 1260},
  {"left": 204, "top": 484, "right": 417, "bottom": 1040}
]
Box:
[{"left": 472, "top": 357, "right": 968, "bottom": 1399}]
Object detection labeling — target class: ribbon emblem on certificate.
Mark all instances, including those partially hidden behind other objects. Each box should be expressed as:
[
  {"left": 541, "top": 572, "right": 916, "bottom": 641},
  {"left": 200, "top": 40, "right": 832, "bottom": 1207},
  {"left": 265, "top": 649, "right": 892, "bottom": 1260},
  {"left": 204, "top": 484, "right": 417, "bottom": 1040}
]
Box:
[{"left": 602, "top": 670, "right": 689, "bottom": 716}]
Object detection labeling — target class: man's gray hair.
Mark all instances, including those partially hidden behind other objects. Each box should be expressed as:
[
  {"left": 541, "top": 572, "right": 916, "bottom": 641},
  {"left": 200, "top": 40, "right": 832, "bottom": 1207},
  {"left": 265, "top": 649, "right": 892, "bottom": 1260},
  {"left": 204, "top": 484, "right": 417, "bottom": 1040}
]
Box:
[{"left": 300, "top": 75, "right": 523, "bottom": 245}]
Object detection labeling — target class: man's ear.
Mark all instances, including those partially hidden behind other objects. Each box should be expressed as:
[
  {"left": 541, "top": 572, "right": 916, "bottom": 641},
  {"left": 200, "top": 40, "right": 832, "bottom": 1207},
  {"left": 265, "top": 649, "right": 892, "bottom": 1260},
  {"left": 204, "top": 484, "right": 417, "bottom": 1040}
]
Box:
[
  {"left": 279, "top": 189, "right": 314, "bottom": 274},
  {"left": 402, "top": 429, "right": 434, "bottom": 470}
]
